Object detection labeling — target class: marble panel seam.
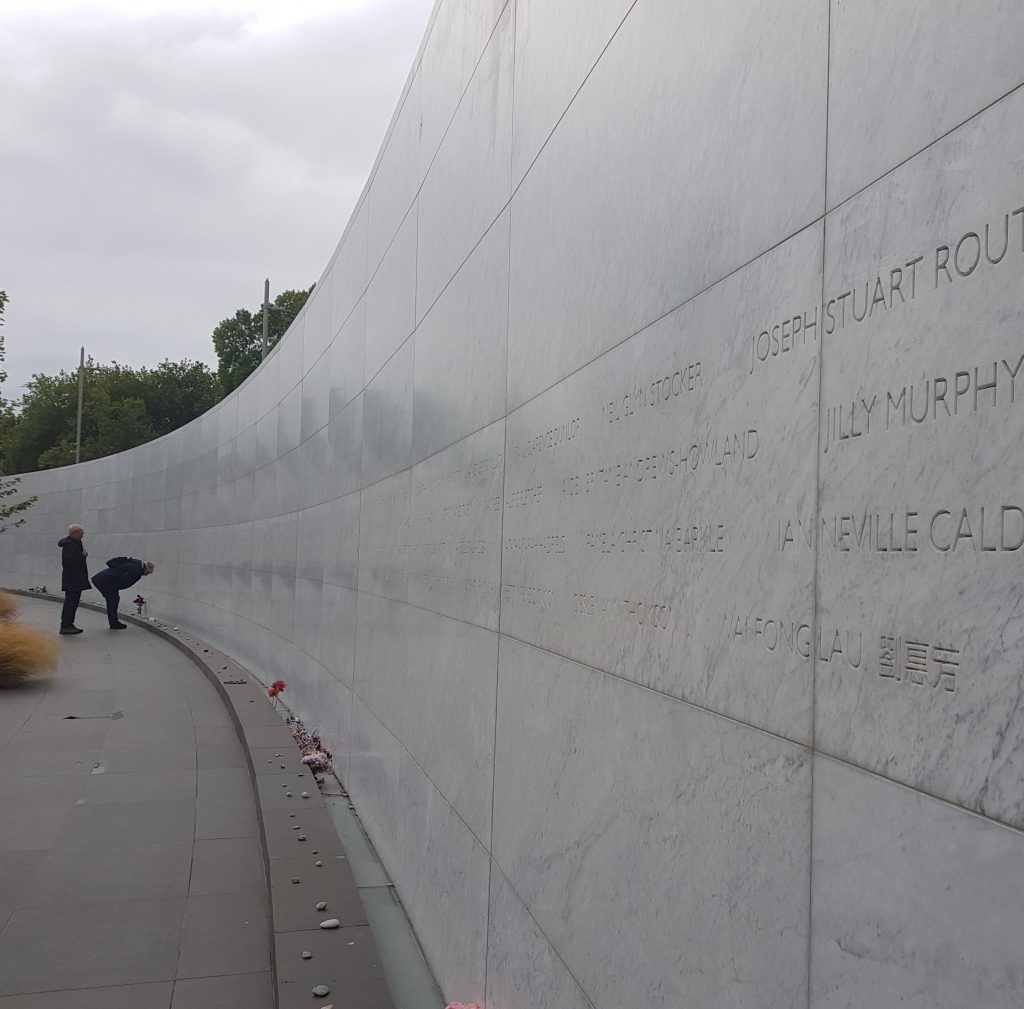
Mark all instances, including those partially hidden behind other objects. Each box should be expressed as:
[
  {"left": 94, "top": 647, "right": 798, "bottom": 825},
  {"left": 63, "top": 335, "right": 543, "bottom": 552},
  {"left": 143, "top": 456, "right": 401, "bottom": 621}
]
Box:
[
  {"left": 487, "top": 857, "right": 599, "bottom": 1009},
  {"left": 506, "top": 213, "right": 825, "bottom": 414},
  {"left": 509, "top": 0, "right": 640, "bottom": 194},
  {"left": 825, "top": 77, "right": 1024, "bottom": 215},
  {"left": 813, "top": 752, "right": 1024, "bottom": 839},
  {"left": 419, "top": 0, "right": 513, "bottom": 187},
  {"left": 349, "top": 684, "right": 492, "bottom": 856}
]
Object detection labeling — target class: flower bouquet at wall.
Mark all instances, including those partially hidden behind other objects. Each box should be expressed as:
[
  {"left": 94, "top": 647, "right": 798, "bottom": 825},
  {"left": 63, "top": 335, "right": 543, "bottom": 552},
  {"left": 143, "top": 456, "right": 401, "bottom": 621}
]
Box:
[
  {"left": 0, "top": 589, "right": 59, "bottom": 687},
  {"left": 286, "top": 714, "right": 334, "bottom": 778}
]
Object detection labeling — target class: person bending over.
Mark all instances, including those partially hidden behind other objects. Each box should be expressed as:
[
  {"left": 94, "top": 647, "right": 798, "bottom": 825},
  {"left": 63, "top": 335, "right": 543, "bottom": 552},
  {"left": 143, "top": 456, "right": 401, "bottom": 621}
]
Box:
[{"left": 91, "top": 557, "right": 154, "bottom": 630}]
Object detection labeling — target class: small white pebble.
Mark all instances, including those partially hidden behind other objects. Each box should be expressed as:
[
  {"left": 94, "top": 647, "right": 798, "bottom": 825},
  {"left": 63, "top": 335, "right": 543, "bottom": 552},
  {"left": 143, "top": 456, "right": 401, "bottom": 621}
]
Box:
[{"left": 319, "top": 918, "right": 340, "bottom": 929}]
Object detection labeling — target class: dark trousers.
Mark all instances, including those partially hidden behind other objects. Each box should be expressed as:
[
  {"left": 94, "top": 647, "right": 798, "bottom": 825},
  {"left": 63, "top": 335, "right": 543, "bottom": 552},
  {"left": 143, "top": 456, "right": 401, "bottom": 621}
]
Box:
[
  {"left": 102, "top": 591, "right": 120, "bottom": 627},
  {"left": 60, "top": 590, "right": 82, "bottom": 628}
]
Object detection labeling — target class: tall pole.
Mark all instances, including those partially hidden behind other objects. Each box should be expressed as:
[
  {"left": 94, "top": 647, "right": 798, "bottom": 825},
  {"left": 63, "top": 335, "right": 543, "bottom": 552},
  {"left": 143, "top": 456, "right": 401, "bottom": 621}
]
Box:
[
  {"left": 75, "top": 346, "right": 85, "bottom": 464},
  {"left": 261, "top": 278, "right": 270, "bottom": 361}
]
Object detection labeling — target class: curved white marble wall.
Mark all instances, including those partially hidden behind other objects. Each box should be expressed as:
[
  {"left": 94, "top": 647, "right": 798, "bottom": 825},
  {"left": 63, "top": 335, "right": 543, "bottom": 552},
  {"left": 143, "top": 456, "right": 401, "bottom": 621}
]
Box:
[{"left": 4, "top": 2, "right": 1024, "bottom": 1006}]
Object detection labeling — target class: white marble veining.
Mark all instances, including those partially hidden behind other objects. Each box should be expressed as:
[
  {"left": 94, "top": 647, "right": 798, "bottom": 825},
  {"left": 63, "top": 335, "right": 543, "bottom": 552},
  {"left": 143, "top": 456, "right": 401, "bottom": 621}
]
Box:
[
  {"left": 811, "top": 756, "right": 1024, "bottom": 1009},
  {"left": 815, "top": 88, "right": 1024, "bottom": 827},
  {"left": 486, "top": 866, "right": 595, "bottom": 1009},
  {"left": 0, "top": 6, "right": 1022, "bottom": 1007},
  {"left": 412, "top": 209, "right": 509, "bottom": 465},
  {"left": 827, "top": 0, "right": 1024, "bottom": 207},
  {"left": 502, "top": 225, "right": 821, "bottom": 742},
  {"left": 408, "top": 421, "right": 504, "bottom": 630},
  {"left": 416, "top": 5, "right": 512, "bottom": 317},
  {"left": 493, "top": 637, "right": 811, "bottom": 1009},
  {"left": 506, "top": 0, "right": 827, "bottom": 409}
]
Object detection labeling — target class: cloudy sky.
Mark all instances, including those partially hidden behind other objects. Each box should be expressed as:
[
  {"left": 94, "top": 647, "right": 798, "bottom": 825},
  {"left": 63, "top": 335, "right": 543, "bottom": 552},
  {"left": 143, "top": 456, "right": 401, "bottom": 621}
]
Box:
[{"left": 0, "top": 0, "right": 435, "bottom": 398}]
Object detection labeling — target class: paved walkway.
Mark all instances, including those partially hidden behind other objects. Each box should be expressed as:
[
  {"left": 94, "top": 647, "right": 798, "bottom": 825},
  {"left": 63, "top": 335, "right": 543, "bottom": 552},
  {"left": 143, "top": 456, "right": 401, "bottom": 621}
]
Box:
[{"left": 0, "top": 595, "right": 273, "bottom": 1009}]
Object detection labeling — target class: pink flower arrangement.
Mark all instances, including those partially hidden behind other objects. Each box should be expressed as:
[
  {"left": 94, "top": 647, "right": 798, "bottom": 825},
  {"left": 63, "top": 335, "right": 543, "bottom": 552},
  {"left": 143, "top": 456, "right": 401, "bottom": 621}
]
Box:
[
  {"left": 301, "top": 750, "right": 333, "bottom": 773},
  {"left": 286, "top": 714, "right": 333, "bottom": 775},
  {"left": 268, "top": 679, "right": 287, "bottom": 697}
]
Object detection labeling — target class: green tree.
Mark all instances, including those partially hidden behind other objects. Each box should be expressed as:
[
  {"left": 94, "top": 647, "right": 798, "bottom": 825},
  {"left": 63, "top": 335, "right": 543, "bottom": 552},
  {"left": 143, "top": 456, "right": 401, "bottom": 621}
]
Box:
[
  {"left": 0, "top": 291, "right": 36, "bottom": 529},
  {"left": 0, "top": 357, "right": 221, "bottom": 474},
  {"left": 212, "top": 286, "right": 313, "bottom": 394}
]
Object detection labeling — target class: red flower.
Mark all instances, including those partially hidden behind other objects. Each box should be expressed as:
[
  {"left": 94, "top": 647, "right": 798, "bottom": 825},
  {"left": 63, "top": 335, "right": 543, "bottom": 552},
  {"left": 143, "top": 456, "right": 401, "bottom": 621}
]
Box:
[{"left": 271, "top": 679, "right": 287, "bottom": 691}]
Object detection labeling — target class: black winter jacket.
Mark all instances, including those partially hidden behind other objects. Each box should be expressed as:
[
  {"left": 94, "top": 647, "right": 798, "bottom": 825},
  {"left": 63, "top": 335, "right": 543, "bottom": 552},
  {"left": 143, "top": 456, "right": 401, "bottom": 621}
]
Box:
[
  {"left": 92, "top": 557, "right": 145, "bottom": 595},
  {"left": 58, "top": 536, "right": 91, "bottom": 592}
]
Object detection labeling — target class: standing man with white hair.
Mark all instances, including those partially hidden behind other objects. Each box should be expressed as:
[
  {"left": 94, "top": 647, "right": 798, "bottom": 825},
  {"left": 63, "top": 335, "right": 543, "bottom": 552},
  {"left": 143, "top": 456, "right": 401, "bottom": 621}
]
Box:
[{"left": 57, "top": 523, "right": 91, "bottom": 634}]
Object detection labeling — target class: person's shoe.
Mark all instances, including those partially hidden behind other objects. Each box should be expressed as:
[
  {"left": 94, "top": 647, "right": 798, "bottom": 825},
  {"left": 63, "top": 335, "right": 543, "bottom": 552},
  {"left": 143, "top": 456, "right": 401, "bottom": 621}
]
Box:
[
  {"left": 109, "top": 622, "right": 128, "bottom": 630},
  {"left": 59, "top": 625, "right": 83, "bottom": 635}
]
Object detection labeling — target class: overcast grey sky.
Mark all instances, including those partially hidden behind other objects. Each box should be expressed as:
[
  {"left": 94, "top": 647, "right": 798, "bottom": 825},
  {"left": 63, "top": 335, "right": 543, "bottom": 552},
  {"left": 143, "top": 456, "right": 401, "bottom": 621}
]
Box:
[{"left": 0, "top": 0, "right": 435, "bottom": 398}]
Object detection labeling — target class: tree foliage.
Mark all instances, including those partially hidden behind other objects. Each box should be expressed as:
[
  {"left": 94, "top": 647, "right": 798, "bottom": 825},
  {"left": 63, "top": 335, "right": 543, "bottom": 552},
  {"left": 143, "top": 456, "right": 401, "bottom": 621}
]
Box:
[
  {"left": 212, "top": 286, "right": 313, "bottom": 394},
  {"left": 0, "top": 358, "right": 221, "bottom": 474},
  {"left": 0, "top": 291, "right": 36, "bottom": 529}
]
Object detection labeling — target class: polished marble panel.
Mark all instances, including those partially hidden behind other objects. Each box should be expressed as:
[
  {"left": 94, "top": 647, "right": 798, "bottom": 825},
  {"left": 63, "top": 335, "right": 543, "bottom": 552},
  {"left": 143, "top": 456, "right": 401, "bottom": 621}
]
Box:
[
  {"left": 815, "top": 89, "right": 1024, "bottom": 826},
  {"left": 507, "top": 0, "right": 827, "bottom": 409},
  {"left": 417, "top": 6, "right": 513, "bottom": 317},
  {"left": 412, "top": 209, "right": 509, "bottom": 464},
  {"left": 512, "top": 0, "right": 635, "bottom": 186},
  {"left": 493, "top": 637, "right": 811, "bottom": 1009},
  {"left": 420, "top": 0, "right": 507, "bottom": 171},
  {"left": 364, "top": 206, "right": 418, "bottom": 383},
  {"left": 502, "top": 226, "right": 821, "bottom": 741},
  {"left": 827, "top": 0, "right": 1024, "bottom": 206},
  {"left": 367, "top": 73, "right": 421, "bottom": 274},
  {"left": 361, "top": 340, "right": 413, "bottom": 488},
  {"left": 408, "top": 420, "right": 504, "bottom": 630},
  {"left": 811, "top": 756, "right": 1024, "bottom": 1009},
  {"left": 486, "top": 866, "right": 595, "bottom": 1009}
]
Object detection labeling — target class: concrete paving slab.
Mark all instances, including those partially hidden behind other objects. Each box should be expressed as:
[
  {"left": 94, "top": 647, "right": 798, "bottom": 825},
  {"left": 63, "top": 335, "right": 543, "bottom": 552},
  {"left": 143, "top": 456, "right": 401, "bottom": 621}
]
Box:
[
  {"left": 257, "top": 772, "right": 325, "bottom": 811},
  {"left": 91, "top": 747, "right": 196, "bottom": 774},
  {"left": 0, "top": 897, "right": 185, "bottom": 994},
  {"left": 262, "top": 808, "right": 344, "bottom": 860},
  {"left": 195, "top": 797, "right": 259, "bottom": 839},
  {"left": 176, "top": 891, "right": 271, "bottom": 978},
  {"left": 269, "top": 855, "right": 367, "bottom": 931},
  {"left": 0, "top": 806, "right": 74, "bottom": 851},
  {"left": 276, "top": 925, "right": 392, "bottom": 1009},
  {"left": 0, "top": 852, "right": 47, "bottom": 906},
  {"left": 54, "top": 799, "right": 196, "bottom": 848},
  {"left": 189, "top": 837, "right": 266, "bottom": 896},
  {"left": 196, "top": 741, "right": 246, "bottom": 769},
  {"left": 249, "top": 745, "right": 307, "bottom": 775},
  {"left": 23, "top": 841, "right": 193, "bottom": 905},
  {"left": 196, "top": 766, "right": 252, "bottom": 802},
  {"left": 81, "top": 768, "right": 196, "bottom": 806},
  {"left": 170, "top": 971, "right": 273, "bottom": 1009},
  {"left": 0, "top": 981, "right": 173, "bottom": 1008},
  {"left": 0, "top": 748, "right": 99, "bottom": 777}
]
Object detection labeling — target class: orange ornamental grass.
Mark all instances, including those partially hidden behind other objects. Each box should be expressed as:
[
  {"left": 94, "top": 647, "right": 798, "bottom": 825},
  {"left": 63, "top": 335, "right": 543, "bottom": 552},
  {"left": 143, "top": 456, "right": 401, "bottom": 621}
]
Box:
[
  {"left": 0, "top": 622, "right": 59, "bottom": 687},
  {"left": 0, "top": 589, "right": 20, "bottom": 621}
]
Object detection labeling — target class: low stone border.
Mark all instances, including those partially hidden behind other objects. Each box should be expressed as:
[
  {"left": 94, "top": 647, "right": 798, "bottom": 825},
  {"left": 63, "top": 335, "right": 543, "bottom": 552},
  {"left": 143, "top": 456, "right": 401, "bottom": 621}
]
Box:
[{"left": 9, "top": 591, "right": 395, "bottom": 1009}]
